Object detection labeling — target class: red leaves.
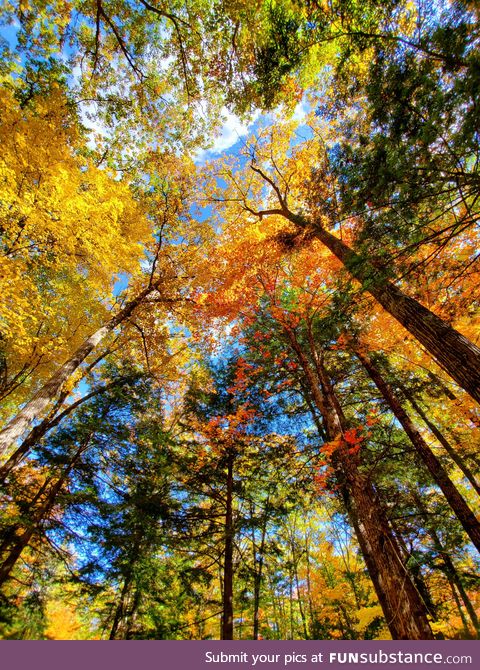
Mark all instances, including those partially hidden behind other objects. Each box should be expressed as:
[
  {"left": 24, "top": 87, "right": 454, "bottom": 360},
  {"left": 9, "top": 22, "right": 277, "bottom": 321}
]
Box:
[{"left": 344, "top": 428, "right": 361, "bottom": 445}]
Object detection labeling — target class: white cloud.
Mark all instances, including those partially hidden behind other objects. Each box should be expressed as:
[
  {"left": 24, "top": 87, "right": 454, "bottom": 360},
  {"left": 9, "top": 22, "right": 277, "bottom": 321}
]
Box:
[
  {"left": 195, "top": 107, "right": 260, "bottom": 163},
  {"left": 292, "top": 98, "right": 309, "bottom": 123},
  {"left": 210, "top": 109, "right": 253, "bottom": 152}
]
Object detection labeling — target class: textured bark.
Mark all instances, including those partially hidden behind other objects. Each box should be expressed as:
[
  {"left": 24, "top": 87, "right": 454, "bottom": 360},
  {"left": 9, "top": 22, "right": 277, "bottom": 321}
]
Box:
[
  {"left": 0, "top": 282, "right": 159, "bottom": 460},
  {"left": 221, "top": 452, "right": 234, "bottom": 640},
  {"left": 286, "top": 327, "right": 434, "bottom": 639},
  {"left": 284, "top": 210, "right": 480, "bottom": 405},
  {"left": 356, "top": 349, "right": 480, "bottom": 554}
]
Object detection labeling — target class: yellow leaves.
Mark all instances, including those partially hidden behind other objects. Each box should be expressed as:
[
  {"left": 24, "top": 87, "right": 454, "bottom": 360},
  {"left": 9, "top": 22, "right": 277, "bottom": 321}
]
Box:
[
  {"left": 1, "top": 86, "right": 150, "bottom": 277},
  {"left": 45, "top": 600, "right": 84, "bottom": 640},
  {"left": 0, "top": 85, "right": 158, "bottom": 408},
  {"left": 354, "top": 605, "right": 384, "bottom": 633}
]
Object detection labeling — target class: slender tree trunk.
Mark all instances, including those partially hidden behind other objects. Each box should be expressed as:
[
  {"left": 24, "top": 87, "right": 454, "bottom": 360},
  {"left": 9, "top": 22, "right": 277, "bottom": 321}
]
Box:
[
  {"left": 287, "top": 518, "right": 309, "bottom": 639},
  {"left": 294, "top": 556, "right": 309, "bottom": 639},
  {"left": 285, "top": 327, "right": 434, "bottom": 639},
  {"left": 283, "top": 209, "right": 480, "bottom": 404},
  {"left": 304, "top": 533, "right": 316, "bottom": 637},
  {"left": 390, "top": 517, "right": 437, "bottom": 619},
  {"left": 355, "top": 348, "right": 480, "bottom": 553},
  {"left": 0, "top": 282, "right": 160, "bottom": 460},
  {"left": 412, "top": 490, "right": 480, "bottom": 637},
  {"left": 0, "top": 474, "right": 54, "bottom": 557},
  {"left": 450, "top": 581, "right": 472, "bottom": 638},
  {"left": 109, "top": 573, "right": 134, "bottom": 640},
  {"left": 0, "top": 440, "right": 86, "bottom": 587},
  {"left": 222, "top": 451, "right": 234, "bottom": 640},
  {"left": 251, "top": 500, "right": 268, "bottom": 640},
  {"left": 0, "top": 416, "right": 101, "bottom": 587},
  {"left": 405, "top": 392, "right": 480, "bottom": 497},
  {"left": 109, "top": 536, "right": 143, "bottom": 641}
]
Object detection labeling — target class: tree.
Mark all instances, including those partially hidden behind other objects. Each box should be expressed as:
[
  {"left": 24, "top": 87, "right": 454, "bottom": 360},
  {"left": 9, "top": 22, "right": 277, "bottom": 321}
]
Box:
[{"left": 205, "top": 122, "right": 480, "bottom": 404}]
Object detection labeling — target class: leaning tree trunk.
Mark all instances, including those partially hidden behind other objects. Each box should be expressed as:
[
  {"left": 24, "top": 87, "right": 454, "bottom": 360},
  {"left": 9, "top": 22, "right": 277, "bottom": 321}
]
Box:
[
  {"left": 405, "top": 391, "right": 480, "bottom": 497},
  {"left": 355, "top": 348, "right": 480, "bottom": 554},
  {"left": 285, "top": 327, "right": 434, "bottom": 639},
  {"left": 0, "top": 381, "right": 123, "bottom": 484},
  {"left": 412, "top": 490, "right": 480, "bottom": 637},
  {"left": 280, "top": 209, "right": 480, "bottom": 405},
  {"left": 0, "top": 438, "right": 88, "bottom": 587},
  {"left": 0, "top": 282, "right": 160, "bottom": 460}
]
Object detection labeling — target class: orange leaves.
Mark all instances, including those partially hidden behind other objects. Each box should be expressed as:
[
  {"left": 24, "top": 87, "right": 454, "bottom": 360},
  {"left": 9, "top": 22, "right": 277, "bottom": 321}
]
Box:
[
  {"left": 343, "top": 428, "right": 365, "bottom": 456},
  {"left": 344, "top": 428, "right": 361, "bottom": 445},
  {"left": 226, "top": 357, "right": 260, "bottom": 394},
  {"left": 366, "top": 411, "right": 380, "bottom": 427},
  {"left": 202, "top": 403, "right": 258, "bottom": 442},
  {"left": 322, "top": 436, "right": 344, "bottom": 458},
  {"left": 321, "top": 427, "right": 366, "bottom": 462}
]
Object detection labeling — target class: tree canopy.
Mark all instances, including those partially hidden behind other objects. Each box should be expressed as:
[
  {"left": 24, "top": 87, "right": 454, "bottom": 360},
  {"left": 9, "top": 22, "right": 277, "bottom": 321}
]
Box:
[{"left": 0, "top": 0, "right": 479, "bottom": 640}]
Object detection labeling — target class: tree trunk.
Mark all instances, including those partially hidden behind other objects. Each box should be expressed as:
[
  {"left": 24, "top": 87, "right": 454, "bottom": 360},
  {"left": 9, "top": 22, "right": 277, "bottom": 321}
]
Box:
[
  {"left": 0, "top": 419, "right": 99, "bottom": 587},
  {"left": 355, "top": 348, "right": 480, "bottom": 554},
  {"left": 0, "top": 282, "right": 160, "bottom": 460},
  {"left": 0, "top": 440, "right": 87, "bottom": 587},
  {"left": 412, "top": 490, "right": 480, "bottom": 637},
  {"left": 405, "top": 392, "right": 480, "bottom": 497},
  {"left": 221, "top": 451, "right": 234, "bottom": 640},
  {"left": 450, "top": 581, "right": 472, "bottom": 638},
  {"left": 0, "top": 381, "right": 122, "bottom": 483},
  {"left": 251, "top": 500, "right": 268, "bottom": 640},
  {"left": 285, "top": 327, "right": 434, "bottom": 639},
  {"left": 109, "top": 573, "right": 134, "bottom": 640},
  {"left": 284, "top": 209, "right": 480, "bottom": 405}
]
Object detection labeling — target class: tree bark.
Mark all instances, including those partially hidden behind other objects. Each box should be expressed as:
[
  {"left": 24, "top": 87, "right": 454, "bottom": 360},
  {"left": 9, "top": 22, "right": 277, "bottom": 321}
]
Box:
[
  {"left": 0, "top": 439, "right": 88, "bottom": 587},
  {"left": 0, "top": 380, "right": 124, "bottom": 483},
  {"left": 412, "top": 490, "right": 480, "bottom": 637},
  {"left": 280, "top": 208, "right": 480, "bottom": 405},
  {"left": 355, "top": 348, "right": 480, "bottom": 554},
  {"left": 405, "top": 392, "right": 480, "bottom": 497},
  {"left": 0, "top": 282, "right": 160, "bottom": 460},
  {"left": 221, "top": 451, "right": 234, "bottom": 640},
  {"left": 285, "top": 327, "right": 434, "bottom": 639}
]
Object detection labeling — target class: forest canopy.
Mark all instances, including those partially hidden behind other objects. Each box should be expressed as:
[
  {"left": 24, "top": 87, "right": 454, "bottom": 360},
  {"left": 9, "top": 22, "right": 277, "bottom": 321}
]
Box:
[{"left": 0, "top": 0, "right": 479, "bottom": 640}]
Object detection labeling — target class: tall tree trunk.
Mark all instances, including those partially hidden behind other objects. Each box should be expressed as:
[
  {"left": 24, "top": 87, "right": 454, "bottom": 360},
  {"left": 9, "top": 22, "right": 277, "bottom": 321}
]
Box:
[
  {"left": 109, "top": 573, "right": 134, "bottom": 640},
  {"left": 287, "top": 518, "right": 309, "bottom": 639},
  {"left": 222, "top": 451, "right": 234, "bottom": 640},
  {"left": 450, "top": 581, "right": 472, "bottom": 639},
  {"left": 412, "top": 490, "right": 480, "bottom": 637},
  {"left": 278, "top": 206, "right": 480, "bottom": 404},
  {"left": 251, "top": 500, "right": 268, "bottom": 640},
  {"left": 389, "top": 517, "right": 437, "bottom": 620},
  {"left": 285, "top": 327, "right": 434, "bottom": 639},
  {"left": 304, "top": 533, "right": 316, "bottom": 637},
  {"left": 109, "top": 536, "right": 143, "bottom": 641},
  {"left": 404, "top": 392, "right": 480, "bottom": 497},
  {"left": 0, "top": 474, "right": 54, "bottom": 558},
  {"left": 0, "top": 282, "right": 160, "bottom": 460},
  {"left": 355, "top": 348, "right": 480, "bottom": 553}
]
